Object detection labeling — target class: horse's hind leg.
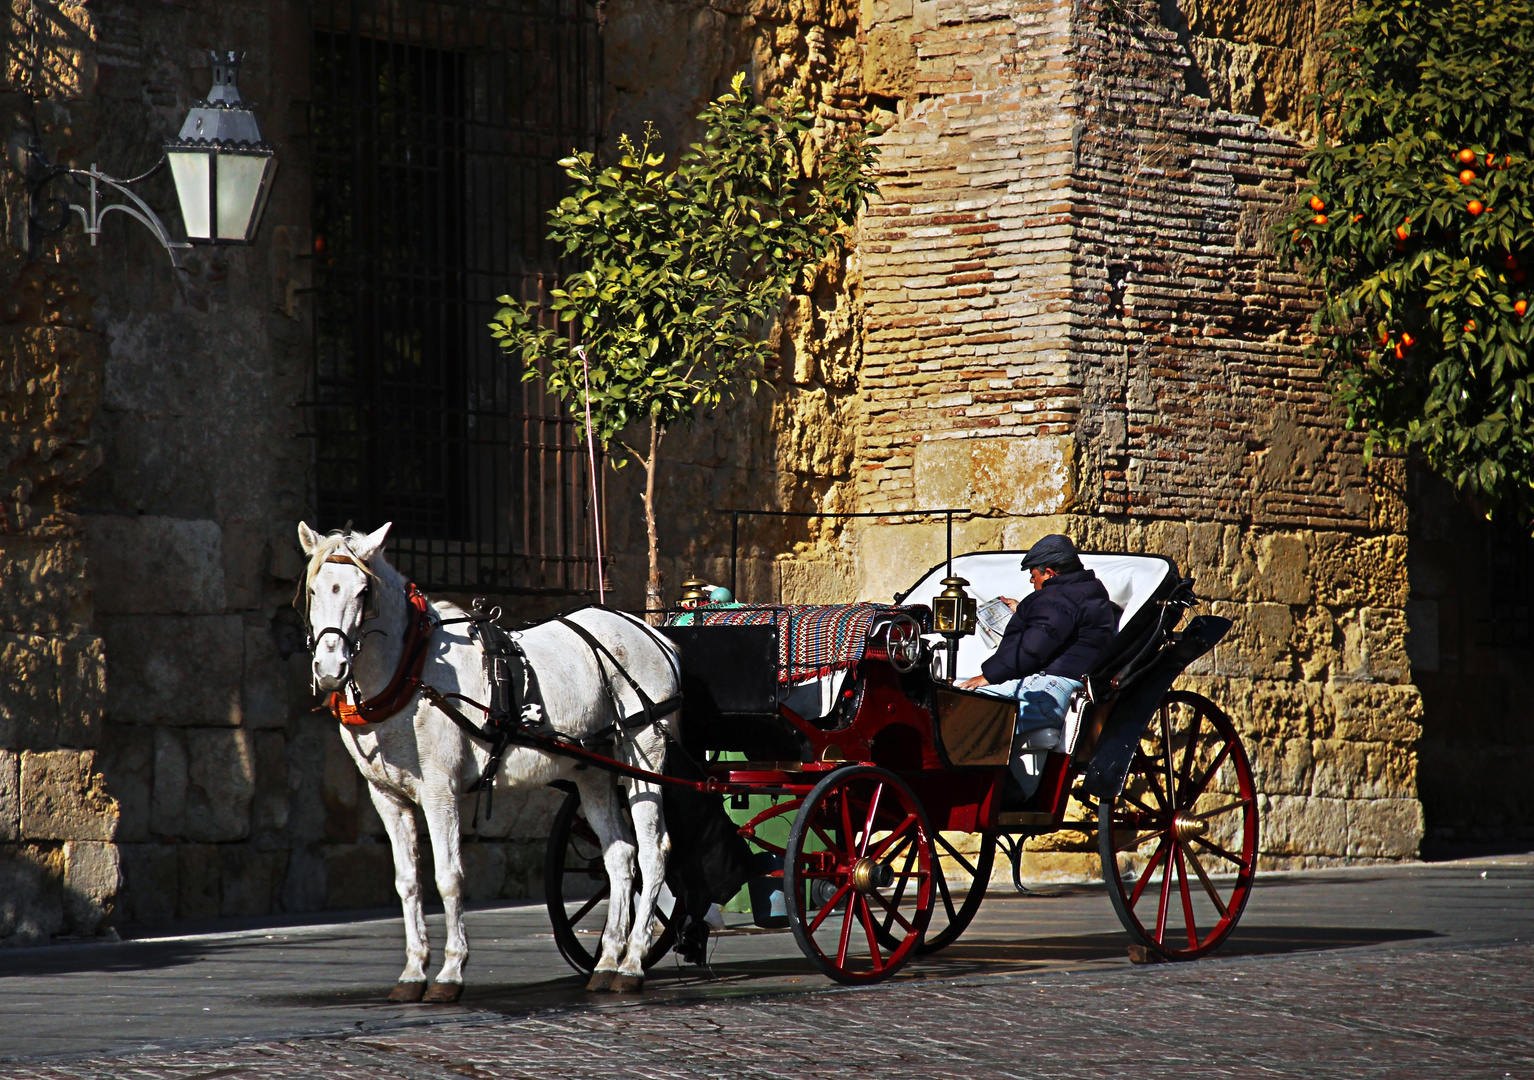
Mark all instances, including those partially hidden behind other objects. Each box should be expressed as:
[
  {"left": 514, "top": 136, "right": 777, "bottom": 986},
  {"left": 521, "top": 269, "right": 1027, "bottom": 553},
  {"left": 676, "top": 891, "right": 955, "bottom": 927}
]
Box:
[
  {"left": 369, "top": 784, "right": 430, "bottom": 1001},
  {"left": 576, "top": 773, "right": 636, "bottom": 990},
  {"left": 419, "top": 786, "right": 469, "bottom": 1002},
  {"left": 617, "top": 776, "right": 670, "bottom": 990}
]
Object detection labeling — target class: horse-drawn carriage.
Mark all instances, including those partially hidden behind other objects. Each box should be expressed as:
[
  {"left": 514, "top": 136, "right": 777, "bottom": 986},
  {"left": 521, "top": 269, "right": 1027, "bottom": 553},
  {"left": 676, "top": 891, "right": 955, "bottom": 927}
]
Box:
[{"left": 543, "top": 549, "right": 1257, "bottom": 985}]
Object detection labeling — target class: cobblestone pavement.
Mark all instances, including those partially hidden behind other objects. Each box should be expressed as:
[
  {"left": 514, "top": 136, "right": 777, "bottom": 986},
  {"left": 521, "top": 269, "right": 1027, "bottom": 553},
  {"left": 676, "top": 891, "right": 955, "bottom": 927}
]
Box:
[{"left": 3, "top": 857, "right": 1531, "bottom": 1079}]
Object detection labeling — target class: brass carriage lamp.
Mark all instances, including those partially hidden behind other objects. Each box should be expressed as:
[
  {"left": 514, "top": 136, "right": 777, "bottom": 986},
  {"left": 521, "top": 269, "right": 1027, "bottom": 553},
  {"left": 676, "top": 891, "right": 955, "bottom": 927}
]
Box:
[
  {"left": 932, "top": 576, "right": 976, "bottom": 682},
  {"left": 9, "top": 49, "right": 276, "bottom": 269},
  {"left": 164, "top": 52, "right": 277, "bottom": 244}
]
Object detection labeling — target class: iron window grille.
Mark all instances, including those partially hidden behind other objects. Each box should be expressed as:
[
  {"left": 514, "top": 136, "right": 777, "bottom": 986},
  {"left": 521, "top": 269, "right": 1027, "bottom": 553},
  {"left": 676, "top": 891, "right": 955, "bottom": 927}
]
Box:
[{"left": 303, "top": 0, "right": 602, "bottom": 595}]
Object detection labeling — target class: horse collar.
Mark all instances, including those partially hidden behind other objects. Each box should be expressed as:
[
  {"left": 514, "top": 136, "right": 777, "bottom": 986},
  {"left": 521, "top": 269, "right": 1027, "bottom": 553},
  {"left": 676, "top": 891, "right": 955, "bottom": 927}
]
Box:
[{"left": 329, "top": 582, "right": 434, "bottom": 727}]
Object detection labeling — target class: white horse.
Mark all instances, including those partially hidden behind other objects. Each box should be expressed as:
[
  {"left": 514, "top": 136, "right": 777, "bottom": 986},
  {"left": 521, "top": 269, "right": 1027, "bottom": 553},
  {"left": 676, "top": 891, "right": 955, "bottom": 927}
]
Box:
[{"left": 297, "top": 521, "right": 677, "bottom": 1000}]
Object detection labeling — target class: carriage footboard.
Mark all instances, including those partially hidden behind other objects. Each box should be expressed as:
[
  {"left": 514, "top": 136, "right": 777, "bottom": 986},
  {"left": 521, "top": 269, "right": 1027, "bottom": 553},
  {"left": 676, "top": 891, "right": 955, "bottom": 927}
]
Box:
[{"left": 1079, "top": 615, "right": 1232, "bottom": 800}]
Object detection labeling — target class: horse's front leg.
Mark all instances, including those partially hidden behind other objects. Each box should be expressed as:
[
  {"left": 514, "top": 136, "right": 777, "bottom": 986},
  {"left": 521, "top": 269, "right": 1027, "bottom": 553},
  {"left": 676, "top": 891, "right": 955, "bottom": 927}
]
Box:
[
  {"left": 576, "top": 774, "right": 637, "bottom": 991},
  {"left": 419, "top": 785, "right": 468, "bottom": 1002},
  {"left": 619, "top": 777, "right": 670, "bottom": 990},
  {"left": 369, "top": 784, "right": 430, "bottom": 1002}
]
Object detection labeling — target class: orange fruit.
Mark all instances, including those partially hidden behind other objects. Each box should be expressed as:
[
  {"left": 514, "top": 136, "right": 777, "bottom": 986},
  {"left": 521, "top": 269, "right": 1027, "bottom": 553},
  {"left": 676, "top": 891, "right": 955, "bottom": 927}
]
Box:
[
  {"left": 1505, "top": 255, "right": 1519, "bottom": 270},
  {"left": 1401, "top": 331, "right": 1415, "bottom": 347},
  {"left": 1460, "top": 169, "right": 1477, "bottom": 185},
  {"left": 1396, "top": 224, "right": 1410, "bottom": 240},
  {"left": 1458, "top": 148, "right": 1477, "bottom": 165},
  {"left": 1352, "top": 213, "right": 1364, "bottom": 223},
  {"left": 1464, "top": 319, "right": 1477, "bottom": 332},
  {"left": 1487, "top": 153, "right": 1497, "bottom": 168},
  {"left": 1314, "top": 214, "right": 1328, "bottom": 225},
  {"left": 1309, "top": 195, "right": 1326, "bottom": 212},
  {"left": 1468, "top": 200, "right": 1485, "bottom": 215},
  {"left": 1517, "top": 300, "right": 1528, "bottom": 317},
  {"left": 1394, "top": 344, "right": 1405, "bottom": 359}
]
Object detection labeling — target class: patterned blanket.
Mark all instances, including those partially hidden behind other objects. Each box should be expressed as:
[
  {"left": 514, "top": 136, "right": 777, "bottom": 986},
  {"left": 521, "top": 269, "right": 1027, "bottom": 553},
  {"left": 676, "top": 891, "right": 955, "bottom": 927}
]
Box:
[{"left": 668, "top": 603, "right": 931, "bottom": 684}]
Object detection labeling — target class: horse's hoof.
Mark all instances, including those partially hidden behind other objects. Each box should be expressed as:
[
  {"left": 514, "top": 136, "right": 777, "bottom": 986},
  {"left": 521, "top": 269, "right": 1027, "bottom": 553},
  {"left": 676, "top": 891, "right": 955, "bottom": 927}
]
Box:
[
  {"left": 585, "top": 969, "right": 616, "bottom": 992},
  {"left": 609, "top": 973, "right": 645, "bottom": 993},
  {"left": 387, "top": 981, "right": 427, "bottom": 1003},
  {"left": 422, "top": 982, "right": 463, "bottom": 1003}
]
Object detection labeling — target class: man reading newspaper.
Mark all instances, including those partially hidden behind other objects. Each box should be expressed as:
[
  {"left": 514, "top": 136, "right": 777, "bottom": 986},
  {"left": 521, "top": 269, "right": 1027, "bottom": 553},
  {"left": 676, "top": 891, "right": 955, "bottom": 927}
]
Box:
[{"left": 956, "top": 535, "right": 1118, "bottom": 801}]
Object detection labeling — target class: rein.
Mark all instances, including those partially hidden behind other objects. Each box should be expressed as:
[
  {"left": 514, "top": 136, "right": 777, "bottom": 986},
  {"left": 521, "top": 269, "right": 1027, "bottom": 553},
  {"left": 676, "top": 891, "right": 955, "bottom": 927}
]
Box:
[{"left": 327, "top": 583, "right": 435, "bottom": 727}]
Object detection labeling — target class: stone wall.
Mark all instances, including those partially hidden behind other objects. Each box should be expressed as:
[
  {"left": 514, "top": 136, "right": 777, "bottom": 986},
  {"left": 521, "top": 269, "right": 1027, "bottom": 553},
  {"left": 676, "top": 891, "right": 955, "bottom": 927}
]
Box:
[{"left": 1, "top": 0, "right": 120, "bottom": 945}]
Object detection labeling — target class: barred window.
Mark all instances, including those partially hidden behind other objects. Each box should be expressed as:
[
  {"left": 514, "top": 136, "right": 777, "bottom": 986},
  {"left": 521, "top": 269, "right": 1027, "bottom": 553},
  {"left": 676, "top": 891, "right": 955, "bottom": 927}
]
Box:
[{"left": 305, "top": 0, "right": 602, "bottom": 595}]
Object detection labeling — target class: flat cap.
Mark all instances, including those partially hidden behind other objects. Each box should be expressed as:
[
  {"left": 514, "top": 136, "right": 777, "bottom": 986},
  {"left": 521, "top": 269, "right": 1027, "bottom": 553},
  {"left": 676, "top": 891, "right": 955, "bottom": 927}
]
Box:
[{"left": 1019, "top": 534, "right": 1083, "bottom": 572}]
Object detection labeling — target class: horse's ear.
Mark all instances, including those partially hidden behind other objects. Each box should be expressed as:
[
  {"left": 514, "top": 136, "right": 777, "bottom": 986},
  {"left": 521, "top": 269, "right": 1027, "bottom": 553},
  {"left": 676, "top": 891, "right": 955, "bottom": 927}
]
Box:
[
  {"left": 354, "top": 521, "right": 392, "bottom": 563},
  {"left": 297, "top": 521, "right": 321, "bottom": 556}
]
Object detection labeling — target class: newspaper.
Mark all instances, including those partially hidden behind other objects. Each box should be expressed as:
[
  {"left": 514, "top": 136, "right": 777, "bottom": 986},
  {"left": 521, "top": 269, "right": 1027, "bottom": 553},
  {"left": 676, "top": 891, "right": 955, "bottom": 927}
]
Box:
[{"left": 975, "top": 596, "right": 1014, "bottom": 646}]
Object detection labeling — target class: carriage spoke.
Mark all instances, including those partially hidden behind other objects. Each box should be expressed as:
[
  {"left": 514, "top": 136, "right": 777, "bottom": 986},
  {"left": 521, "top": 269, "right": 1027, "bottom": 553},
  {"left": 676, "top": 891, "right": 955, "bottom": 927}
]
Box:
[
  {"left": 882, "top": 837, "right": 919, "bottom": 931},
  {"left": 1184, "top": 843, "right": 1228, "bottom": 917},
  {"left": 1113, "top": 827, "right": 1159, "bottom": 853},
  {"left": 1121, "top": 791, "right": 1161, "bottom": 818},
  {"left": 840, "top": 793, "right": 856, "bottom": 855},
  {"left": 569, "top": 885, "right": 609, "bottom": 926},
  {"left": 1177, "top": 704, "right": 1204, "bottom": 777},
  {"left": 1175, "top": 845, "right": 1199, "bottom": 949},
  {"left": 934, "top": 833, "right": 978, "bottom": 877},
  {"left": 808, "top": 884, "right": 852, "bottom": 934},
  {"left": 858, "top": 896, "right": 886, "bottom": 971},
  {"left": 868, "top": 814, "right": 919, "bottom": 860},
  {"left": 1191, "top": 834, "right": 1247, "bottom": 868},
  {"left": 1155, "top": 850, "right": 1174, "bottom": 944},
  {"left": 1127, "top": 838, "right": 1167, "bottom": 910},
  {"left": 868, "top": 888, "right": 915, "bottom": 935},
  {"left": 1186, "top": 744, "right": 1233, "bottom": 804},
  {"left": 835, "top": 888, "right": 858, "bottom": 967},
  {"left": 812, "top": 823, "right": 841, "bottom": 854},
  {"left": 933, "top": 860, "right": 958, "bottom": 921},
  {"left": 1160, "top": 704, "right": 1178, "bottom": 810},
  {"left": 859, "top": 783, "right": 886, "bottom": 856},
  {"left": 1193, "top": 799, "right": 1251, "bottom": 821}
]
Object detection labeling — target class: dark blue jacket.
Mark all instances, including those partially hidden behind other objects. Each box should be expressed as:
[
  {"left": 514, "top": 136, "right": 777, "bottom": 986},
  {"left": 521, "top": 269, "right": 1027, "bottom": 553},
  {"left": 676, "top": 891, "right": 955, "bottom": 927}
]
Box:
[{"left": 980, "top": 569, "right": 1119, "bottom": 684}]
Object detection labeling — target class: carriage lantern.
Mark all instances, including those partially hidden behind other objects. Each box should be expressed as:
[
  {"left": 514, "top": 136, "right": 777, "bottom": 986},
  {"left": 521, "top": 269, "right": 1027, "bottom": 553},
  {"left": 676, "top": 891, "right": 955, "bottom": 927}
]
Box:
[
  {"left": 677, "top": 579, "right": 712, "bottom": 607},
  {"left": 10, "top": 50, "right": 275, "bottom": 269},
  {"left": 932, "top": 575, "right": 976, "bottom": 680},
  {"left": 164, "top": 52, "right": 277, "bottom": 244}
]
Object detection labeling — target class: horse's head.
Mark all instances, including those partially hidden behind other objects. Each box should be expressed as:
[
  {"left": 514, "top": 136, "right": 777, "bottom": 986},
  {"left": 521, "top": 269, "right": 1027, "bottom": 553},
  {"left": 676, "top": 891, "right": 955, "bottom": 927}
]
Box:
[{"left": 296, "top": 521, "right": 391, "bottom": 693}]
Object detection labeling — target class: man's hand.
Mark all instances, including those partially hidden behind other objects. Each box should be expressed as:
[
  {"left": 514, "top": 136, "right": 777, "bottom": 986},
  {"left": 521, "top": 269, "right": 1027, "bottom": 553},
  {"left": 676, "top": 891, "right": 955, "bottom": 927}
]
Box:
[
  {"left": 997, "top": 596, "right": 1018, "bottom": 612},
  {"left": 957, "top": 675, "right": 989, "bottom": 690}
]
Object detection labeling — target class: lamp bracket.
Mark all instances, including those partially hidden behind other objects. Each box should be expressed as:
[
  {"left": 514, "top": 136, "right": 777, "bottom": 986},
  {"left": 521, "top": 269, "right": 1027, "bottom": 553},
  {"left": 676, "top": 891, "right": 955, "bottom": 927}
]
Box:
[{"left": 18, "top": 137, "right": 191, "bottom": 270}]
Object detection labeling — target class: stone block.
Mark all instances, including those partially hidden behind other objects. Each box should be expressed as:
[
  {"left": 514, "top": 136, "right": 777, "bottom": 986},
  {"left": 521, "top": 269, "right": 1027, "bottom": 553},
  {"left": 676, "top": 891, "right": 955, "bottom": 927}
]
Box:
[
  {"left": 284, "top": 717, "right": 335, "bottom": 844},
  {"left": 20, "top": 750, "right": 119, "bottom": 841},
  {"left": 1310, "top": 534, "right": 1409, "bottom": 608},
  {"left": 461, "top": 842, "right": 509, "bottom": 902},
  {"left": 1360, "top": 607, "right": 1410, "bottom": 684},
  {"left": 252, "top": 731, "right": 289, "bottom": 837},
  {"left": 1013, "top": 850, "right": 1103, "bottom": 885},
  {"left": 177, "top": 844, "right": 222, "bottom": 920},
  {"left": 281, "top": 845, "right": 328, "bottom": 913},
  {"left": 85, "top": 515, "right": 225, "bottom": 615},
  {"left": 324, "top": 843, "right": 395, "bottom": 909},
  {"left": 0, "top": 537, "right": 89, "bottom": 638},
  {"left": 220, "top": 520, "right": 269, "bottom": 611},
  {"left": 1212, "top": 601, "right": 1293, "bottom": 679},
  {"left": 865, "top": 22, "right": 918, "bottom": 97},
  {"left": 1245, "top": 680, "right": 1320, "bottom": 741},
  {"left": 1320, "top": 739, "right": 1417, "bottom": 800},
  {"left": 54, "top": 634, "right": 106, "bottom": 747},
  {"left": 501, "top": 840, "right": 543, "bottom": 899},
  {"left": 322, "top": 734, "right": 361, "bottom": 842},
  {"left": 1258, "top": 793, "right": 1348, "bottom": 857},
  {"left": 1255, "top": 533, "right": 1309, "bottom": 604},
  {"left": 151, "top": 727, "right": 188, "bottom": 836},
  {"left": 1346, "top": 798, "right": 1422, "bottom": 859},
  {"left": 119, "top": 843, "right": 178, "bottom": 925},
  {"left": 220, "top": 847, "right": 283, "bottom": 917},
  {"left": 96, "top": 723, "right": 152, "bottom": 843},
  {"left": 185, "top": 728, "right": 255, "bottom": 842},
  {"left": 0, "top": 751, "right": 18, "bottom": 840},
  {"left": 0, "top": 632, "right": 57, "bottom": 749},
  {"left": 102, "top": 615, "right": 244, "bottom": 725},
  {"left": 1248, "top": 736, "right": 1313, "bottom": 795},
  {"left": 468, "top": 785, "right": 564, "bottom": 841},
  {"left": 1324, "top": 683, "right": 1423, "bottom": 744},
  {"left": 915, "top": 435, "right": 1076, "bottom": 516},
  {"left": 0, "top": 844, "right": 63, "bottom": 946},
  {"left": 63, "top": 840, "right": 120, "bottom": 935},
  {"left": 241, "top": 618, "right": 288, "bottom": 729}
]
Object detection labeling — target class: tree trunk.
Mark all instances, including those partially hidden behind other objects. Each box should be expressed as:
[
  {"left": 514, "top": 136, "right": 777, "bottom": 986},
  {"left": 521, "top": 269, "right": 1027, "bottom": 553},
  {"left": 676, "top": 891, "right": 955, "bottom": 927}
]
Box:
[{"left": 643, "top": 416, "right": 664, "bottom": 620}]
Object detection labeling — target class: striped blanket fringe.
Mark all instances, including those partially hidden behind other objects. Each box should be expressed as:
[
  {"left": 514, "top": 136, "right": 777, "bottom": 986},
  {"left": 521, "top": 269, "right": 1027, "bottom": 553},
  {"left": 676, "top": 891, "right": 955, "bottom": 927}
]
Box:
[{"left": 668, "top": 603, "right": 931, "bottom": 684}]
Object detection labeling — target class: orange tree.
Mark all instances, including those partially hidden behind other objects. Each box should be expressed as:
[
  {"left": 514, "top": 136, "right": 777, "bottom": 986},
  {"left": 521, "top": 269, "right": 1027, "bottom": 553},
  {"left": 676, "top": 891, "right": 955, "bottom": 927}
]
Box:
[{"left": 1278, "top": 0, "right": 1534, "bottom": 522}]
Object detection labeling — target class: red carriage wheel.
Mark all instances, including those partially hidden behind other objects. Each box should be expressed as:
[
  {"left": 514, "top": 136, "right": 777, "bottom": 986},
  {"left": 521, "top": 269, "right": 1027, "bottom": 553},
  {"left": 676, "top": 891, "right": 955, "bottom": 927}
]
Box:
[
  {"left": 784, "top": 765, "right": 935, "bottom": 984},
  {"left": 918, "top": 830, "right": 996, "bottom": 953},
  {"left": 1099, "top": 691, "right": 1258, "bottom": 960},
  {"left": 544, "top": 790, "right": 680, "bottom": 976}
]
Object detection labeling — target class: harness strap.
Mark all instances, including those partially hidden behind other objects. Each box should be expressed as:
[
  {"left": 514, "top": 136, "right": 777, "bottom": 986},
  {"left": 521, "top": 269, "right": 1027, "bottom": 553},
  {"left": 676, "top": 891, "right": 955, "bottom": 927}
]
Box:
[
  {"left": 328, "top": 584, "right": 434, "bottom": 726},
  {"left": 554, "top": 616, "right": 682, "bottom": 731}
]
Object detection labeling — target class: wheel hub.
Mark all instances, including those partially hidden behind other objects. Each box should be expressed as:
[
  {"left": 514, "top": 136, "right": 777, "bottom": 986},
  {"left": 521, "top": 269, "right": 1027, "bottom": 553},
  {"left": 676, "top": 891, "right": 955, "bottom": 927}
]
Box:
[
  {"left": 1172, "top": 812, "right": 1208, "bottom": 842},
  {"left": 850, "top": 857, "right": 893, "bottom": 893}
]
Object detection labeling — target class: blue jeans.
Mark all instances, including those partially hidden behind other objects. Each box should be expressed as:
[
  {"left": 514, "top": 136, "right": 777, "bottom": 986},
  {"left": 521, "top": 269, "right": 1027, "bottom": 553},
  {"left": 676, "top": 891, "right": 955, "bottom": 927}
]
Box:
[{"left": 976, "top": 673, "right": 1082, "bottom": 798}]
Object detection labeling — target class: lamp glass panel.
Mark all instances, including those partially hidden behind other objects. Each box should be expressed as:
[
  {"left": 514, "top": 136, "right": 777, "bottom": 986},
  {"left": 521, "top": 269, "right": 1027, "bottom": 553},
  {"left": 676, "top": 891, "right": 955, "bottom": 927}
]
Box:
[
  {"left": 167, "top": 150, "right": 212, "bottom": 239},
  {"left": 214, "top": 152, "right": 272, "bottom": 241}
]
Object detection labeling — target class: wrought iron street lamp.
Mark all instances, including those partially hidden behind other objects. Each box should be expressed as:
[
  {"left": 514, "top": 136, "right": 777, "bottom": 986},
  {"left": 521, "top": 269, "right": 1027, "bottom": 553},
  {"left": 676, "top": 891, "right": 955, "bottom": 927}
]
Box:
[{"left": 9, "top": 50, "right": 276, "bottom": 269}]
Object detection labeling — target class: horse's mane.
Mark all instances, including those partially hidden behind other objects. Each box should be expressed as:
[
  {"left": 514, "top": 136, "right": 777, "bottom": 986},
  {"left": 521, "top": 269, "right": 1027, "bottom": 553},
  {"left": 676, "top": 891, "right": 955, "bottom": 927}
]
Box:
[{"left": 303, "top": 529, "right": 384, "bottom": 593}]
